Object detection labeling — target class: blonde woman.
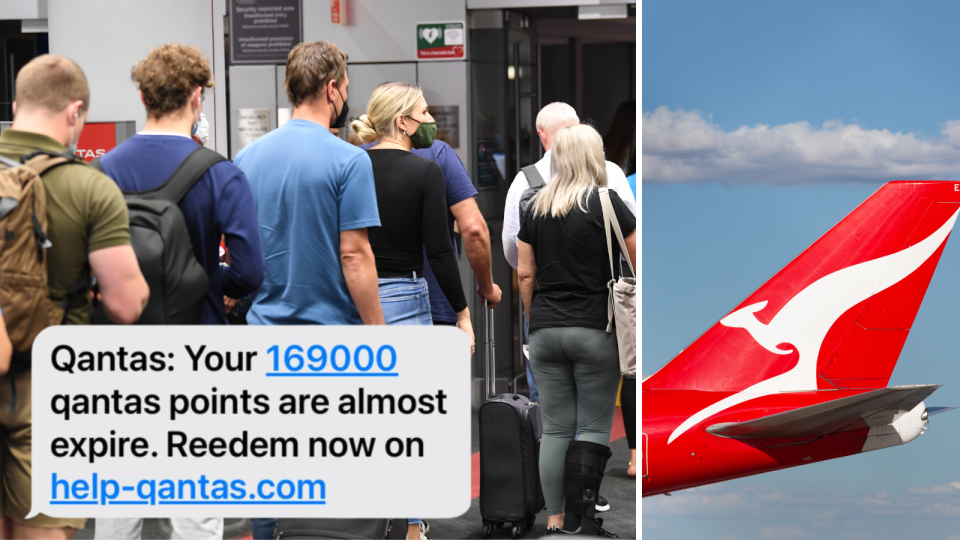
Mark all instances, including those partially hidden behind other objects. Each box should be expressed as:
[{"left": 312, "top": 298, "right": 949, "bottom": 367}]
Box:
[
  {"left": 517, "top": 124, "right": 636, "bottom": 537},
  {"left": 351, "top": 85, "right": 472, "bottom": 538}
]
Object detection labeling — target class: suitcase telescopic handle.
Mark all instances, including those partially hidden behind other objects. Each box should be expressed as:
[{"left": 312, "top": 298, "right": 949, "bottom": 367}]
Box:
[{"left": 483, "top": 298, "right": 496, "bottom": 400}]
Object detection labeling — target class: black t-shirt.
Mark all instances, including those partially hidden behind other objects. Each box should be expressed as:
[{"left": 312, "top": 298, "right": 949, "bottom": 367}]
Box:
[
  {"left": 518, "top": 188, "right": 636, "bottom": 331},
  {"left": 366, "top": 149, "right": 467, "bottom": 313}
]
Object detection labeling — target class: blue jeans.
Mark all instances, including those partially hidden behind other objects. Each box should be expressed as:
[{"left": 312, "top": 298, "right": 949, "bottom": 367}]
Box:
[
  {"left": 378, "top": 275, "right": 432, "bottom": 325},
  {"left": 251, "top": 518, "right": 277, "bottom": 540},
  {"left": 380, "top": 275, "right": 429, "bottom": 528}
]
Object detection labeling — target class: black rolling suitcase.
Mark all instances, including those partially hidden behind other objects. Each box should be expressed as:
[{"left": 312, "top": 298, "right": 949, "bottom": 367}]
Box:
[
  {"left": 478, "top": 301, "right": 545, "bottom": 539},
  {"left": 274, "top": 518, "right": 406, "bottom": 539}
]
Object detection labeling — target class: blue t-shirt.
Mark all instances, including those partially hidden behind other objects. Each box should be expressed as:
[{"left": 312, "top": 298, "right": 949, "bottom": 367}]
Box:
[
  {"left": 237, "top": 120, "right": 380, "bottom": 325},
  {"left": 101, "top": 134, "right": 265, "bottom": 325},
  {"left": 626, "top": 173, "right": 637, "bottom": 198},
  {"left": 360, "top": 140, "right": 478, "bottom": 322}
]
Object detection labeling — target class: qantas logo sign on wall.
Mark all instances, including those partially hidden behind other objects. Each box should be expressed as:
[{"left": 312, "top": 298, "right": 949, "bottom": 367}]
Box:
[
  {"left": 74, "top": 123, "right": 117, "bottom": 162},
  {"left": 667, "top": 207, "right": 960, "bottom": 444},
  {"left": 417, "top": 22, "right": 465, "bottom": 60}
]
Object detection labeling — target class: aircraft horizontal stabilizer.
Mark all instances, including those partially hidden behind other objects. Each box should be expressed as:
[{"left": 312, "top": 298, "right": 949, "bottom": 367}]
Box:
[
  {"left": 706, "top": 385, "right": 939, "bottom": 439},
  {"left": 926, "top": 406, "right": 956, "bottom": 416}
]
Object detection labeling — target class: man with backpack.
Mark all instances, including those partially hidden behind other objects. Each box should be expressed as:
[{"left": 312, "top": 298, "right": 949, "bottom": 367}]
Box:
[
  {"left": 98, "top": 43, "right": 264, "bottom": 327},
  {"left": 501, "top": 102, "right": 638, "bottom": 403},
  {"left": 94, "top": 43, "right": 264, "bottom": 540},
  {"left": 0, "top": 54, "right": 149, "bottom": 540}
]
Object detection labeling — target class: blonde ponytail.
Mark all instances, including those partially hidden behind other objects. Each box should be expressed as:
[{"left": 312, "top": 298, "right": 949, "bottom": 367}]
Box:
[{"left": 351, "top": 114, "right": 378, "bottom": 144}]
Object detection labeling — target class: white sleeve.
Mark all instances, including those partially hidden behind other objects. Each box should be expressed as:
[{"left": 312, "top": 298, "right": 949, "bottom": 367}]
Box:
[
  {"left": 606, "top": 162, "right": 637, "bottom": 216},
  {"left": 502, "top": 173, "right": 526, "bottom": 270}
]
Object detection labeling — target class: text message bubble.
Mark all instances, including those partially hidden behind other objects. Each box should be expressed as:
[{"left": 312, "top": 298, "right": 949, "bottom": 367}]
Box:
[{"left": 30, "top": 326, "right": 470, "bottom": 519}]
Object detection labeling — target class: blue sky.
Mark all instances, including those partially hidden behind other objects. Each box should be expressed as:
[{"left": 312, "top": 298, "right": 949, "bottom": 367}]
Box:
[{"left": 642, "top": 2, "right": 960, "bottom": 539}]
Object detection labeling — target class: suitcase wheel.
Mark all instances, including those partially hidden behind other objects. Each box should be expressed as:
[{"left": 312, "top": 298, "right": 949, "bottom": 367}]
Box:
[
  {"left": 482, "top": 523, "right": 493, "bottom": 539},
  {"left": 510, "top": 525, "right": 523, "bottom": 539}
]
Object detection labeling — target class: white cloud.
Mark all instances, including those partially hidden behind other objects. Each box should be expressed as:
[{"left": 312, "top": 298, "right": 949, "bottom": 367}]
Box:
[
  {"left": 759, "top": 525, "right": 809, "bottom": 539},
  {"left": 642, "top": 107, "right": 960, "bottom": 184}
]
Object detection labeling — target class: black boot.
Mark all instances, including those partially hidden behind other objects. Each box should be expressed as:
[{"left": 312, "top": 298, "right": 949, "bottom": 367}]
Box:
[{"left": 560, "top": 441, "right": 617, "bottom": 537}]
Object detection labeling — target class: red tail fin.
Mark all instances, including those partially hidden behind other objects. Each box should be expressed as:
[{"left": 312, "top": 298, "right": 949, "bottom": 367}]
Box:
[{"left": 645, "top": 181, "right": 960, "bottom": 393}]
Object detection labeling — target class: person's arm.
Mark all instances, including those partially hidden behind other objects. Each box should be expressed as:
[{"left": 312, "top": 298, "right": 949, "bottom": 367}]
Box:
[
  {"left": 336, "top": 152, "right": 383, "bottom": 324},
  {"left": 517, "top": 240, "right": 537, "bottom": 321},
  {"left": 217, "top": 168, "right": 265, "bottom": 299},
  {"left": 432, "top": 142, "right": 501, "bottom": 307},
  {"left": 421, "top": 163, "right": 474, "bottom": 350},
  {"left": 624, "top": 229, "right": 636, "bottom": 271},
  {"left": 89, "top": 245, "right": 149, "bottom": 324},
  {"left": 501, "top": 175, "right": 526, "bottom": 269},
  {"left": 340, "top": 228, "right": 384, "bottom": 325},
  {"left": 84, "top": 172, "right": 149, "bottom": 324},
  {"left": 450, "top": 198, "right": 501, "bottom": 308}
]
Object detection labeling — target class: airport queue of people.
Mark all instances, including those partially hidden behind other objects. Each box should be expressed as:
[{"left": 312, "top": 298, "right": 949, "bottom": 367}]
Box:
[{"left": 0, "top": 38, "right": 635, "bottom": 540}]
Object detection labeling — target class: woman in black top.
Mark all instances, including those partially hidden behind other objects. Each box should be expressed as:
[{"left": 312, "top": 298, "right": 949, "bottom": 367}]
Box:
[
  {"left": 518, "top": 124, "right": 636, "bottom": 537},
  {"left": 350, "top": 83, "right": 473, "bottom": 539}
]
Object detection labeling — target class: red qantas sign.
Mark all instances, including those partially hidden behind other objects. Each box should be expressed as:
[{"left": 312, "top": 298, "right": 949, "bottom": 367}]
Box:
[{"left": 642, "top": 181, "right": 960, "bottom": 497}]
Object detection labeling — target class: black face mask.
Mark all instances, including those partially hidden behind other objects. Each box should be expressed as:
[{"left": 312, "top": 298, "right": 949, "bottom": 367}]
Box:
[{"left": 331, "top": 87, "right": 349, "bottom": 129}]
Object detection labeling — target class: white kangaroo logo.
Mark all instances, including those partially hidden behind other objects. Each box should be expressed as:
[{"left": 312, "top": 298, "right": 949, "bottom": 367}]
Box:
[{"left": 668, "top": 207, "right": 960, "bottom": 444}]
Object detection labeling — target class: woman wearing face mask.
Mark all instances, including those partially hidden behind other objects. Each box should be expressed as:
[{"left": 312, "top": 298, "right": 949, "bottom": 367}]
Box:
[
  {"left": 351, "top": 83, "right": 473, "bottom": 338},
  {"left": 351, "top": 82, "right": 471, "bottom": 540}
]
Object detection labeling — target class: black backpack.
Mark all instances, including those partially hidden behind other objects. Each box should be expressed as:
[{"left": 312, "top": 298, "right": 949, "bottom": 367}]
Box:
[{"left": 91, "top": 147, "right": 225, "bottom": 324}]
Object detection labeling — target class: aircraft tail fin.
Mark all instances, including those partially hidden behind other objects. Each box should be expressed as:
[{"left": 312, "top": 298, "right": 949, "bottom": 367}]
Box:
[{"left": 645, "top": 182, "right": 960, "bottom": 394}]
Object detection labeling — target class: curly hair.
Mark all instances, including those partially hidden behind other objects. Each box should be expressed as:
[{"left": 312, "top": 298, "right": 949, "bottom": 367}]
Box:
[{"left": 132, "top": 43, "right": 213, "bottom": 118}]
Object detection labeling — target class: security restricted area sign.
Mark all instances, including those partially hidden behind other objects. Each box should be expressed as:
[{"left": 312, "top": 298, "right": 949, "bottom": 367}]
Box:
[
  {"left": 416, "top": 22, "right": 466, "bottom": 61},
  {"left": 30, "top": 326, "right": 471, "bottom": 518},
  {"left": 230, "top": 0, "right": 303, "bottom": 65}
]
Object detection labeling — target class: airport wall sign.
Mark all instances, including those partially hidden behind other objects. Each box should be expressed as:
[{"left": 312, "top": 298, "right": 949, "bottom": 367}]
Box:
[
  {"left": 416, "top": 22, "right": 466, "bottom": 61},
  {"left": 230, "top": 0, "right": 303, "bottom": 65}
]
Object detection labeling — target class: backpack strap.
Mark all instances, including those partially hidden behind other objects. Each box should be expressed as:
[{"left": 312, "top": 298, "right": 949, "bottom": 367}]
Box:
[
  {"left": 57, "top": 267, "right": 91, "bottom": 324},
  {"left": 19, "top": 150, "right": 84, "bottom": 177},
  {"left": 522, "top": 164, "right": 545, "bottom": 188},
  {"left": 130, "top": 147, "right": 226, "bottom": 204}
]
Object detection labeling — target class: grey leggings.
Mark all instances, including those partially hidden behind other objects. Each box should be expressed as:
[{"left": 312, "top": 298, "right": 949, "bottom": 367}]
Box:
[{"left": 529, "top": 326, "right": 621, "bottom": 515}]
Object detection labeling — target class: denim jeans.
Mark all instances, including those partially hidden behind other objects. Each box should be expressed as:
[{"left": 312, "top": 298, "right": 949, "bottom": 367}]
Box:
[
  {"left": 378, "top": 275, "right": 432, "bottom": 325},
  {"left": 250, "top": 518, "right": 277, "bottom": 540}
]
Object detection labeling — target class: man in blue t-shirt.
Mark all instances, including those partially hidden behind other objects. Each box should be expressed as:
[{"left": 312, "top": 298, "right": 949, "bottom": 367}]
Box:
[
  {"left": 235, "top": 41, "right": 384, "bottom": 328},
  {"left": 235, "top": 39, "right": 383, "bottom": 540},
  {"left": 360, "top": 138, "right": 502, "bottom": 322},
  {"left": 100, "top": 44, "right": 265, "bottom": 328}
]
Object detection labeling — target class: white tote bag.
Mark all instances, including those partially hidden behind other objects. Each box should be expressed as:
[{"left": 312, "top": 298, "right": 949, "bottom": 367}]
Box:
[{"left": 598, "top": 188, "right": 636, "bottom": 378}]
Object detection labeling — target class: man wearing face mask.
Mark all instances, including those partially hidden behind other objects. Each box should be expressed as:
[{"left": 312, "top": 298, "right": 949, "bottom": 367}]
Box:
[
  {"left": 98, "top": 43, "right": 264, "bottom": 333},
  {"left": 192, "top": 112, "right": 209, "bottom": 146},
  {"left": 234, "top": 41, "right": 383, "bottom": 329},
  {"left": 234, "top": 40, "right": 382, "bottom": 540},
  {"left": 94, "top": 45, "right": 265, "bottom": 540}
]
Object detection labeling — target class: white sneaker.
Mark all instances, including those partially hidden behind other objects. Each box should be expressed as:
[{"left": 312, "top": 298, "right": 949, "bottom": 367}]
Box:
[
  {"left": 595, "top": 495, "right": 611, "bottom": 513},
  {"left": 419, "top": 521, "right": 429, "bottom": 540}
]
